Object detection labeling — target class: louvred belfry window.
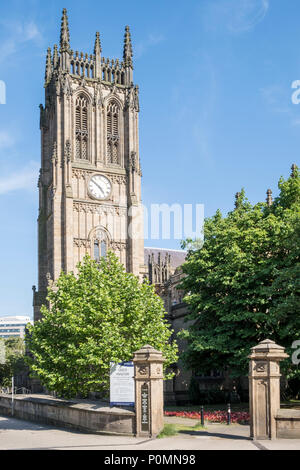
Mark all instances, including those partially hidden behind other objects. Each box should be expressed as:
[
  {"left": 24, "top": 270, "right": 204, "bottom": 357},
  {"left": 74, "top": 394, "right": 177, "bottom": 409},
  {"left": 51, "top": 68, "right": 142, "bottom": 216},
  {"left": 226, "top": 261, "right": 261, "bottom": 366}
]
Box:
[
  {"left": 94, "top": 229, "right": 108, "bottom": 261},
  {"left": 75, "top": 95, "right": 88, "bottom": 160},
  {"left": 107, "top": 101, "right": 120, "bottom": 164}
]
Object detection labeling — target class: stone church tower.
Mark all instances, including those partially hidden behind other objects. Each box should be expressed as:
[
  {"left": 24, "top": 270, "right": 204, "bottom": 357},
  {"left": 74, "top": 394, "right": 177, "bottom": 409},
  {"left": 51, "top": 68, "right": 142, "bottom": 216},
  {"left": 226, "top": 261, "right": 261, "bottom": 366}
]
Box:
[{"left": 33, "top": 9, "right": 145, "bottom": 321}]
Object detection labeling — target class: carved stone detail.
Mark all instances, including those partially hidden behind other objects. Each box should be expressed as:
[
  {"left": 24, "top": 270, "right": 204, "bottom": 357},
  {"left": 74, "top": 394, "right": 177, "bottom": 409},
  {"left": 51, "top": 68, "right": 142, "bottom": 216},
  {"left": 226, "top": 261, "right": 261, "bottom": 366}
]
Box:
[
  {"left": 74, "top": 238, "right": 91, "bottom": 248},
  {"left": 93, "top": 82, "right": 104, "bottom": 109},
  {"left": 110, "top": 175, "right": 127, "bottom": 185},
  {"left": 73, "top": 201, "right": 127, "bottom": 216},
  {"left": 138, "top": 365, "right": 148, "bottom": 376},
  {"left": 63, "top": 74, "right": 73, "bottom": 96},
  {"left": 254, "top": 362, "right": 267, "bottom": 373},
  {"left": 110, "top": 241, "right": 127, "bottom": 251},
  {"left": 72, "top": 169, "right": 87, "bottom": 179},
  {"left": 72, "top": 168, "right": 127, "bottom": 186}
]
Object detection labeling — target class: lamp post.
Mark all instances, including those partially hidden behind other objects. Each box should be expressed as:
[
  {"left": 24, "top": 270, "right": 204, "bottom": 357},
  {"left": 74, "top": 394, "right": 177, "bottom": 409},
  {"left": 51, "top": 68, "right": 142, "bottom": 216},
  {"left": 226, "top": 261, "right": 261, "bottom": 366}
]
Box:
[
  {"left": 11, "top": 376, "right": 14, "bottom": 416},
  {"left": 200, "top": 406, "right": 204, "bottom": 426},
  {"left": 227, "top": 403, "right": 231, "bottom": 425}
]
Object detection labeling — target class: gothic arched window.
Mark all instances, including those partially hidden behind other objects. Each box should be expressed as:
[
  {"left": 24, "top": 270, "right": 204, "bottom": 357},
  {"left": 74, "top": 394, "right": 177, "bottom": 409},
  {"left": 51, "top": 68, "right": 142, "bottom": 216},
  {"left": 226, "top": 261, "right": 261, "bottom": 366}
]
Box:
[
  {"left": 93, "top": 228, "right": 109, "bottom": 261},
  {"left": 107, "top": 101, "right": 120, "bottom": 165},
  {"left": 75, "top": 95, "right": 88, "bottom": 160}
]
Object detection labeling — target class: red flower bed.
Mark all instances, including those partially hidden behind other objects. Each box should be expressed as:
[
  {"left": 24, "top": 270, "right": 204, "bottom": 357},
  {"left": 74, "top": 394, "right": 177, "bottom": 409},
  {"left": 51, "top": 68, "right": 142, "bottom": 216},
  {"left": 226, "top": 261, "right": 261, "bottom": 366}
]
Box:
[{"left": 164, "top": 410, "right": 250, "bottom": 424}]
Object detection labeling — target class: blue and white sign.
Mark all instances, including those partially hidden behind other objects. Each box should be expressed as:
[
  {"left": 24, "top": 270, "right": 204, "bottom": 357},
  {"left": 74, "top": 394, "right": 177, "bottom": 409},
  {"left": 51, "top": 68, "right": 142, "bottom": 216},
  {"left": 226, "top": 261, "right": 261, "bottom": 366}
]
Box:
[{"left": 110, "top": 361, "right": 135, "bottom": 407}]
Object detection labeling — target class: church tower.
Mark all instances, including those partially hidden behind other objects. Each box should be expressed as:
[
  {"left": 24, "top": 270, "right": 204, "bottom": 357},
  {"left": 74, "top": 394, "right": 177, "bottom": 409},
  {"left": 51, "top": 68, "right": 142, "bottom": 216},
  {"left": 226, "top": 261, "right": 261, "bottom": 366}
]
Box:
[{"left": 33, "top": 9, "right": 145, "bottom": 321}]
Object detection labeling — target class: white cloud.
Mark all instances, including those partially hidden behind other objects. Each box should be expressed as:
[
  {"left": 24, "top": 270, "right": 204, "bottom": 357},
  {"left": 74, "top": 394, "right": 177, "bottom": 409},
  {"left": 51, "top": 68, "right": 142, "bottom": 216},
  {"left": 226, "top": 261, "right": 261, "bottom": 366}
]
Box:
[
  {"left": 0, "top": 19, "right": 42, "bottom": 63},
  {"left": 0, "top": 131, "right": 14, "bottom": 149},
  {"left": 135, "top": 33, "right": 165, "bottom": 59},
  {"left": 228, "top": 0, "right": 269, "bottom": 33},
  {"left": 0, "top": 161, "right": 39, "bottom": 195},
  {"left": 24, "top": 22, "right": 40, "bottom": 41},
  {"left": 203, "top": 0, "right": 269, "bottom": 34}
]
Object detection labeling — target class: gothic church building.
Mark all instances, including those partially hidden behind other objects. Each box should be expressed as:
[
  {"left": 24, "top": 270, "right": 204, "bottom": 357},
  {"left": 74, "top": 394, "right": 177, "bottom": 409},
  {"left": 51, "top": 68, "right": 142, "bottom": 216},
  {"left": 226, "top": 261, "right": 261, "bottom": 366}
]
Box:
[
  {"left": 33, "top": 9, "right": 149, "bottom": 320},
  {"left": 33, "top": 9, "right": 189, "bottom": 403}
]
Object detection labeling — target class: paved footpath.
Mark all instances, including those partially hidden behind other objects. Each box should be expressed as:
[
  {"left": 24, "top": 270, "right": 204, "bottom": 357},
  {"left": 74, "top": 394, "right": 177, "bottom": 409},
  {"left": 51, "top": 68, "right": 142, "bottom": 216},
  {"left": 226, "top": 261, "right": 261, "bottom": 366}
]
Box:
[{"left": 0, "top": 415, "right": 299, "bottom": 450}]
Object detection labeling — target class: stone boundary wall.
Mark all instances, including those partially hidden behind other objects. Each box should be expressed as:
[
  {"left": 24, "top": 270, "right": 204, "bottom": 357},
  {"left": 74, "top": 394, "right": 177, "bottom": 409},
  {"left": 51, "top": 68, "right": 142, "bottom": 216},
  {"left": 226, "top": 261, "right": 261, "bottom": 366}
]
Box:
[
  {"left": 275, "top": 409, "right": 300, "bottom": 439},
  {"left": 0, "top": 394, "right": 135, "bottom": 435}
]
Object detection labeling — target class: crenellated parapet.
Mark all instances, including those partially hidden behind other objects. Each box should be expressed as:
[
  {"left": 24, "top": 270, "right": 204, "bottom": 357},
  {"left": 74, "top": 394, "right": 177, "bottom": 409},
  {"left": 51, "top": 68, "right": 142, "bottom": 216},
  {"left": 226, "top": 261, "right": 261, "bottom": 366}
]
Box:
[
  {"left": 44, "top": 8, "right": 133, "bottom": 88},
  {"left": 101, "top": 58, "right": 126, "bottom": 85},
  {"left": 70, "top": 51, "right": 96, "bottom": 79}
]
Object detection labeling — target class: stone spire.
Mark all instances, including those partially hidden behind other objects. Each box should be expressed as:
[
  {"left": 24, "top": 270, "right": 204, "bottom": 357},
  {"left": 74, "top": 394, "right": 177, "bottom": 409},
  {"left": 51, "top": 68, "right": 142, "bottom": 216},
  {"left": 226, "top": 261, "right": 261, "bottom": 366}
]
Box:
[
  {"left": 123, "top": 25, "right": 133, "bottom": 86},
  {"left": 291, "top": 163, "right": 298, "bottom": 178},
  {"left": 94, "top": 32, "right": 102, "bottom": 79},
  {"left": 60, "top": 8, "right": 70, "bottom": 52},
  {"left": 266, "top": 189, "right": 273, "bottom": 207},
  {"left": 94, "top": 31, "right": 102, "bottom": 55},
  {"left": 59, "top": 8, "right": 71, "bottom": 72},
  {"left": 123, "top": 26, "right": 133, "bottom": 65},
  {"left": 45, "top": 47, "right": 52, "bottom": 85}
]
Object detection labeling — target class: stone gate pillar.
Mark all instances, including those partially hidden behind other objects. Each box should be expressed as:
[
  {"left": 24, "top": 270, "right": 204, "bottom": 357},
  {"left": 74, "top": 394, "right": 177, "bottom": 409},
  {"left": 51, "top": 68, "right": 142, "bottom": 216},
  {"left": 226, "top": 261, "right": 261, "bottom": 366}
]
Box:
[
  {"left": 133, "top": 345, "right": 165, "bottom": 438},
  {"left": 248, "top": 339, "right": 288, "bottom": 440}
]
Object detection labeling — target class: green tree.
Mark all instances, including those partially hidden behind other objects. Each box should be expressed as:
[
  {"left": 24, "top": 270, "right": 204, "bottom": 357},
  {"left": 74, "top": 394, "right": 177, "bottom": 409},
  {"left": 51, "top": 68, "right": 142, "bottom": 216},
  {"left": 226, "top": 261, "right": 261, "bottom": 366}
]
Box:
[
  {"left": 0, "top": 337, "right": 26, "bottom": 387},
  {"left": 26, "top": 252, "right": 178, "bottom": 398},
  {"left": 179, "top": 166, "right": 300, "bottom": 383}
]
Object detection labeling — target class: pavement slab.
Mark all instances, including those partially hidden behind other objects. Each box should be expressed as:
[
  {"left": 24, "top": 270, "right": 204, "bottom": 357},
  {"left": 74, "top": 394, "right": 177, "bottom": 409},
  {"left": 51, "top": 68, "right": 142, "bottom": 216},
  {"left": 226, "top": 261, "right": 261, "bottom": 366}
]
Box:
[{"left": 0, "top": 415, "right": 299, "bottom": 450}]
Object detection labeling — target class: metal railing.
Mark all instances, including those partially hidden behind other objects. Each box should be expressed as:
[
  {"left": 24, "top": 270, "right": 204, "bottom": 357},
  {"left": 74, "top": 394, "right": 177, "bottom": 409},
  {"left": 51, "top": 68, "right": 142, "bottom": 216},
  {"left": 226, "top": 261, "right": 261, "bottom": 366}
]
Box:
[{"left": 0, "top": 386, "right": 31, "bottom": 395}]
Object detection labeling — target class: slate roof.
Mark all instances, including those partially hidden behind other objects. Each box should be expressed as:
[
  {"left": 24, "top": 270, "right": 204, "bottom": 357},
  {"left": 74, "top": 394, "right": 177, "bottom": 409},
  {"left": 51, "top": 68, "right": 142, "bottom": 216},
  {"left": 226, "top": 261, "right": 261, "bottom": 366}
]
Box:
[{"left": 144, "top": 247, "right": 187, "bottom": 269}]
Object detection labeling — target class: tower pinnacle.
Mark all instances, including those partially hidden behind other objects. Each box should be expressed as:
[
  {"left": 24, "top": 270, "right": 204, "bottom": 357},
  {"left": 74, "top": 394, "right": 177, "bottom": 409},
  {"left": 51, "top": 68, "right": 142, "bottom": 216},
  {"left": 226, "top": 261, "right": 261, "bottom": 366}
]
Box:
[
  {"left": 123, "top": 25, "right": 133, "bottom": 68},
  {"left": 53, "top": 44, "right": 58, "bottom": 69},
  {"left": 94, "top": 32, "right": 102, "bottom": 79},
  {"left": 60, "top": 8, "right": 70, "bottom": 52},
  {"left": 291, "top": 163, "right": 298, "bottom": 178},
  {"left": 235, "top": 192, "right": 241, "bottom": 209},
  {"left": 45, "top": 47, "right": 52, "bottom": 85},
  {"left": 266, "top": 189, "right": 273, "bottom": 207},
  {"left": 94, "top": 32, "right": 102, "bottom": 55},
  {"left": 123, "top": 26, "right": 133, "bottom": 86}
]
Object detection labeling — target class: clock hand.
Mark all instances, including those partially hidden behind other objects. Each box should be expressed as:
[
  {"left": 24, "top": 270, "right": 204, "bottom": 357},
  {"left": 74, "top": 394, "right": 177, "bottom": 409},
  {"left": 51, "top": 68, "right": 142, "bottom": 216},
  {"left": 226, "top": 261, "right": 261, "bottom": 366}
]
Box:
[{"left": 93, "top": 180, "right": 105, "bottom": 197}]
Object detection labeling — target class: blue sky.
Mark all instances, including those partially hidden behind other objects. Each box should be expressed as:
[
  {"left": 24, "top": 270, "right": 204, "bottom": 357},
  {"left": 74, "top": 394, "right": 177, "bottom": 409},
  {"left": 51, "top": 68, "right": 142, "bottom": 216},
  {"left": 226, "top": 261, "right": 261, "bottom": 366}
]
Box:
[{"left": 0, "top": 0, "right": 299, "bottom": 318}]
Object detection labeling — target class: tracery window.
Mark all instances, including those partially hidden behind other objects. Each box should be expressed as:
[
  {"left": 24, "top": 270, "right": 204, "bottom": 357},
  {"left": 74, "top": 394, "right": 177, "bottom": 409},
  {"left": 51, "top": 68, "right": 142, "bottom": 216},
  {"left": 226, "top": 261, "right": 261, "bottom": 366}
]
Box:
[
  {"left": 75, "top": 95, "right": 88, "bottom": 160},
  {"left": 93, "top": 229, "right": 109, "bottom": 261},
  {"left": 107, "top": 101, "right": 120, "bottom": 164}
]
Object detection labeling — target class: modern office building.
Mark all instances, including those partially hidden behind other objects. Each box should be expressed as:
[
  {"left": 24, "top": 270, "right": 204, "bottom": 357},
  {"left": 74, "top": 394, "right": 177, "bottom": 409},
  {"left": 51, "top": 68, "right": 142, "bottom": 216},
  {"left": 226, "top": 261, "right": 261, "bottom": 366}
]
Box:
[{"left": 0, "top": 316, "right": 33, "bottom": 339}]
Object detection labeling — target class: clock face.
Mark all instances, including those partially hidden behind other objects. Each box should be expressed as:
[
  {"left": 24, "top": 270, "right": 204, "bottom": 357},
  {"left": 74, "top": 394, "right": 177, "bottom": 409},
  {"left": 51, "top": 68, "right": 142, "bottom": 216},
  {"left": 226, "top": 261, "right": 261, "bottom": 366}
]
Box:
[{"left": 88, "top": 175, "right": 112, "bottom": 200}]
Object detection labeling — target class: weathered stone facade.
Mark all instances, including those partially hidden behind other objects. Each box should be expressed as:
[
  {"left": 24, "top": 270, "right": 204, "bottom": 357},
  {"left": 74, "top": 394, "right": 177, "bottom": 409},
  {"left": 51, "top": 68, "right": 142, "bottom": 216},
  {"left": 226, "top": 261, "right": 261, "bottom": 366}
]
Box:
[
  {"left": 32, "top": 10, "right": 245, "bottom": 406},
  {"left": 33, "top": 9, "right": 145, "bottom": 321},
  {"left": 144, "top": 248, "right": 192, "bottom": 404}
]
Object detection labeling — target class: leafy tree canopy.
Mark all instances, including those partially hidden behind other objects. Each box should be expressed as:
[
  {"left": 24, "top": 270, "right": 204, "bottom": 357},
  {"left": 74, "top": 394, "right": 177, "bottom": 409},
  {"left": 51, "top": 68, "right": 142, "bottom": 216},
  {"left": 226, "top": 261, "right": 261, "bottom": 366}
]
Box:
[
  {"left": 179, "top": 166, "right": 300, "bottom": 380},
  {"left": 26, "top": 252, "right": 178, "bottom": 398},
  {"left": 0, "top": 337, "right": 26, "bottom": 387}
]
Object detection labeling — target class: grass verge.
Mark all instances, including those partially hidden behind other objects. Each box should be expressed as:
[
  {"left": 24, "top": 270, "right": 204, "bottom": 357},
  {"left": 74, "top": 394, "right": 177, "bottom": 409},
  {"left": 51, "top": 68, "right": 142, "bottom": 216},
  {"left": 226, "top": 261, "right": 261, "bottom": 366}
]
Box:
[{"left": 157, "top": 422, "right": 206, "bottom": 439}]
